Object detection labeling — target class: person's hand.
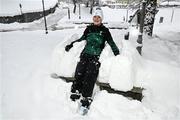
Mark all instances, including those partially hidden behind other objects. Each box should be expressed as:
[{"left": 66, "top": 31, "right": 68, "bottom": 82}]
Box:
[
  {"left": 114, "top": 51, "right": 120, "bottom": 56},
  {"left": 65, "top": 43, "right": 73, "bottom": 52}
]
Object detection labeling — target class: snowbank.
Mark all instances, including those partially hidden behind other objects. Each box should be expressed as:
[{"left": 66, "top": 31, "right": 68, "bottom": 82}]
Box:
[
  {"left": 0, "top": 7, "right": 66, "bottom": 31},
  {"left": 99, "top": 39, "right": 145, "bottom": 91},
  {"left": 142, "top": 59, "right": 180, "bottom": 120},
  {"left": 51, "top": 34, "right": 85, "bottom": 77},
  {"left": 51, "top": 33, "right": 145, "bottom": 91},
  {"left": 51, "top": 30, "right": 180, "bottom": 94},
  {"left": 89, "top": 91, "right": 162, "bottom": 120}
]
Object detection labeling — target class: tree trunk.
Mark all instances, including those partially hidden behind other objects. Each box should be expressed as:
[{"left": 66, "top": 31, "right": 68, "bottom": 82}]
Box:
[
  {"left": 144, "top": 0, "right": 157, "bottom": 36},
  {"left": 73, "top": 0, "right": 77, "bottom": 13},
  {"left": 90, "top": 0, "right": 95, "bottom": 14},
  {"left": 136, "top": 1, "right": 146, "bottom": 55},
  {"left": 86, "top": 1, "right": 89, "bottom": 7}
]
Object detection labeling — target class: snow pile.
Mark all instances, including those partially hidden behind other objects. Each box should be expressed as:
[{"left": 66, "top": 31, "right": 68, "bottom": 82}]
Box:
[
  {"left": 142, "top": 59, "right": 180, "bottom": 120},
  {"left": 51, "top": 33, "right": 85, "bottom": 77},
  {"left": 99, "top": 40, "right": 144, "bottom": 91},
  {"left": 89, "top": 91, "right": 162, "bottom": 120},
  {"left": 0, "top": 7, "right": 66, "bottom": 31},
  {"left": 52, "top": 33, "right": 145, "bottom": 91}
]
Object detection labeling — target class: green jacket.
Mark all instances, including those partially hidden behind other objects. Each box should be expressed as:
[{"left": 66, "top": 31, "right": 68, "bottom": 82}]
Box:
[{"left": 72, "top": 24, "right": 120, "bottom": 56}]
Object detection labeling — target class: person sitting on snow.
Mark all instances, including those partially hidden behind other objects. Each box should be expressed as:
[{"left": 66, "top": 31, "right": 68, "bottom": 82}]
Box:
[{"left": 65, "top": 8, "right": 120, "bottom": 110}]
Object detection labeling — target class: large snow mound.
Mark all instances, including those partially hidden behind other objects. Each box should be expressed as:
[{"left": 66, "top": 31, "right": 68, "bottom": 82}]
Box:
[
  {"left": 51, "top": 34, "right": 85, "bottom": 77},
  {"left": 51, "top": 33, "right": 145, "bottom": 91}
]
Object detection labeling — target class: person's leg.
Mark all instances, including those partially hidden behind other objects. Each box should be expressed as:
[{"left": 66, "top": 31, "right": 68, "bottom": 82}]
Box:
[
  {"left": 80, "top": 59, "right": 101, "bottom": 108},
  {"left": 70, "top": 59, "right": 87, "bottom": 101}
]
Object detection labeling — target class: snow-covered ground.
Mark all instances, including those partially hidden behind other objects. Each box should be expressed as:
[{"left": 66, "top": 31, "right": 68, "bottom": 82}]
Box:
[
  {"left": 1, "top": 3, "right": 180, "bottom": 120},
  {"left": 0, "top": 6, "right": 67, "bottom": 32},
  {"left": 0, "top": 4, "right": 134, "bottom": 31},
  {"left": 144, "top": 7, "right": 180, "bottom": 65}
]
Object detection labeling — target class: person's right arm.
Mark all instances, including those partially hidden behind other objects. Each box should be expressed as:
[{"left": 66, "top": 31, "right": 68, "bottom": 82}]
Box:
[
  {"left": 72, "top": 27, "right": 88, "bottom": 44},
  {"left": 65, "top": 27, "right": 89, "bottom": 52}
]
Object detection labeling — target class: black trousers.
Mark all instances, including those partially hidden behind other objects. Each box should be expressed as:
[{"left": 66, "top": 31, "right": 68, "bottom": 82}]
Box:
[{"left": 71, "top": 54, "right": 101, "bottom": 98}]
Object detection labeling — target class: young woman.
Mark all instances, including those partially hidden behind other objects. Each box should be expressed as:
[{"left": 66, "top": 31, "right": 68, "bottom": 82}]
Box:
[{"left": 65, "top": 8, "right": 120, "bottom": 110}]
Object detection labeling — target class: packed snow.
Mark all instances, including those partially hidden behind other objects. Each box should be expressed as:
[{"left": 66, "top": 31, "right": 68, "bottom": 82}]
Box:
[{"left": 1, "top": 2, "right": 180, "bottom": 120}]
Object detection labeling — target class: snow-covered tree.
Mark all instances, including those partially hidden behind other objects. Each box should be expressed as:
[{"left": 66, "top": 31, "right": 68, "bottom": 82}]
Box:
[{"left": 144, "top": 0, "right": 157, "bottom": 36}]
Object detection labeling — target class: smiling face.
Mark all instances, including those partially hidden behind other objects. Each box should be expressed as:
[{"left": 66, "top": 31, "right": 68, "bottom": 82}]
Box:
[{"left": 93, "top": 16, "right": 102, "bottom": 26}]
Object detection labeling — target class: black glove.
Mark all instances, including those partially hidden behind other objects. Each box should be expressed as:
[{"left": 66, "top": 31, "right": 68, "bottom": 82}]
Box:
[
  {"left": 65, "top": 43, "right": 73, "bottom": 52},
  {"left": 114, "top": 51, "right": 120, "bottom": 56}
]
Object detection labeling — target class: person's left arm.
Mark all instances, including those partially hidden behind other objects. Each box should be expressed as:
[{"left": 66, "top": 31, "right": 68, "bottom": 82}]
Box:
[{"left": 105, "top": 29, "right": 120, "bottom": 56}]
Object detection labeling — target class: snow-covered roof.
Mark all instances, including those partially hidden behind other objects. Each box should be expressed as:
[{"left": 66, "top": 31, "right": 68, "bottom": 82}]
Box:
[
  {"left": 160, "top": 1, "right": 180, "bottom": 6},
  {"left": 0, "top": 0, "right": 58, "bottom": 16}
]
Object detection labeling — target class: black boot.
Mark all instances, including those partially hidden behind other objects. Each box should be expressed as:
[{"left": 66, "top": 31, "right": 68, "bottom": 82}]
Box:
[
  {"left": 80, "top": 97, "right": 93, "bottom": 109},
  {"left": 70, "top": 90, "right": 81, "bottom": 101},
  {"left": 79, "top": 97, "right": 93, "bottom": 115}
]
